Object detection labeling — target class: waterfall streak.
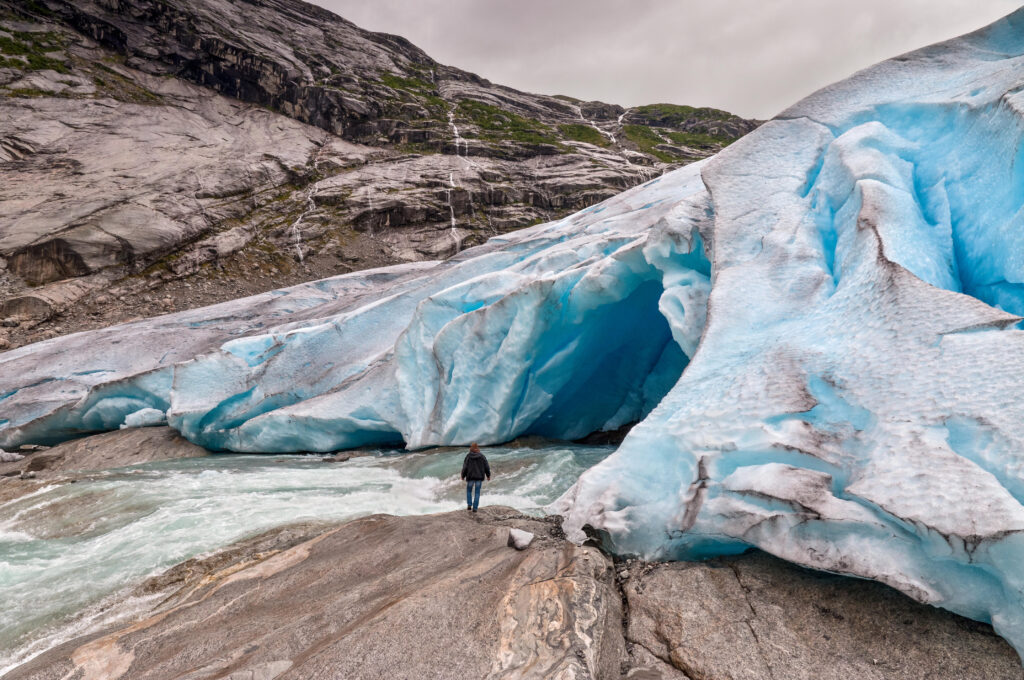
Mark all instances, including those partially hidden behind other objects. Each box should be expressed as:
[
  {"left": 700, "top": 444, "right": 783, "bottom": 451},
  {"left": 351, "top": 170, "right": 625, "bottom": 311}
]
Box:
[{"left": 288, "top": 140, "right": 327, "bottom": 262}]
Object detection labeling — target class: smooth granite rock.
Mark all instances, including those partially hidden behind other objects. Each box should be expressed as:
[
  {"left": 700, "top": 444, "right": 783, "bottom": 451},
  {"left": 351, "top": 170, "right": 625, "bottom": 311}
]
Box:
[
  {"left": 4, "top": 508, "right": 1021, "bottom": 679},
  {"left": 5, "top": 508, "right": 624, "bottom": 680}
]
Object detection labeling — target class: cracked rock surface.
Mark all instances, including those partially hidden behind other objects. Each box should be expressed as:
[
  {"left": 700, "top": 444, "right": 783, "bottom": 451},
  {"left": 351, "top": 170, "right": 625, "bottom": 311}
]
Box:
[{"left": 623, "top": 553, "right": 1023, "bottom": 680}]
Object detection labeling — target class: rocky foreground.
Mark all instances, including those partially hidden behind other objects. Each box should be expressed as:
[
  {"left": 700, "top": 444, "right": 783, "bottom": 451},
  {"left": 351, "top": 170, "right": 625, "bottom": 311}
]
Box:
[{"left": 2, "top": 473, "right": 1019, "bottom": 679}]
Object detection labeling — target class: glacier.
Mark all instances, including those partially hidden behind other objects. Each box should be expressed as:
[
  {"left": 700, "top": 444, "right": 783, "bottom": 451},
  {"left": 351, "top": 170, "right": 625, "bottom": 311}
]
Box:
[
  {"left": 3, "top": 6, "right": 1024, "bottom": 658},
  {"left": 0, "top": 163, "right": 709, "bottom": 452}
]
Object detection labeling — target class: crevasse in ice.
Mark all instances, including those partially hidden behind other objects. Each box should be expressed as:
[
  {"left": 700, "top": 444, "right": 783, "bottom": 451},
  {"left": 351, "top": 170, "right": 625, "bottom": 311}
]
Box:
[{"left": 3, "top": 7, "right": 1024, "bottom": 657}]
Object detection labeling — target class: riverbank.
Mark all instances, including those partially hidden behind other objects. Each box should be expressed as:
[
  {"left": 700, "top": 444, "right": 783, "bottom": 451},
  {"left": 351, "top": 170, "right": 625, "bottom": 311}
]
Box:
[
  {"left": 5, "top": 506, "right": 1021, "bottom": 680},
  {"left": 0, "top": 435, "right": 614, "bottom": 671}
]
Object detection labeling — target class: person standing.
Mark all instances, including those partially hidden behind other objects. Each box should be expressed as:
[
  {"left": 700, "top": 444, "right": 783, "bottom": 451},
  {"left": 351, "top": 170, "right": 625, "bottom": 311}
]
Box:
[{"left": 461, "top": 442, "right": 490, "bottom": 512}]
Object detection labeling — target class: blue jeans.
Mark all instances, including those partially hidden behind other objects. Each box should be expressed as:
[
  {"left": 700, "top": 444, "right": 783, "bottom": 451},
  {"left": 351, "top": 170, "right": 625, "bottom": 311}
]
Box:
[{"left": 466, "top": 480, "right": 483, "bottom": 510}]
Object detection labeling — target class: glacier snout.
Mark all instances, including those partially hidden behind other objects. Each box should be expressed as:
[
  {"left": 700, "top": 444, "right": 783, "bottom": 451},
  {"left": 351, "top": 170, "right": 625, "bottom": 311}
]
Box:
[
  {"left": 559, "top": 8, "right": 1024, "bottom": 659},
  {"left": 0, "top": 162, "right": 713, "bottom": 454}
]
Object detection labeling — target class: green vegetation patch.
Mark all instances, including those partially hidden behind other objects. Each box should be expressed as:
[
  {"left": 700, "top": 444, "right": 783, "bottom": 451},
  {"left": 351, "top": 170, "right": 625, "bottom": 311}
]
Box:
[
  {"left": 457, "top": 99, "right": 562, "bottom": 147},
  {"left": 88, "top": 62, "right": 163, "bottom": 104},
  {"left": 0, "top": 30, "right": 68, "bottom": 72},
  {"left": 665, "top": 130, "right": 733, "bottom": 149},
  {"left": 406, "top": 61, "right": 434, "bottom": 76},
  {"left": 558, "top": 123, "right": 610, "bottom": 147},
  {"left": 632, "top": 103, "right": 738, "bottom": 126},
  {"left": 420, "top": 93, "right": 448, "bottom": 118},
  {"left": 22, "top": 1, "right": 55, "bottom": 17},
  {"left": 0, "top": 55, "right": 25, "bottom": 69},
  {"left": 377, "top": 70, "right": 449, "bottom": 123},
  {"left": 5, "top": 87, "right": 59, "bottom": 97},
  {"left": 622, "top": 124, "right": 677, "bottom": 162},
  {"left": 379, "top": 71, "right": 433, "bottom": 93}
]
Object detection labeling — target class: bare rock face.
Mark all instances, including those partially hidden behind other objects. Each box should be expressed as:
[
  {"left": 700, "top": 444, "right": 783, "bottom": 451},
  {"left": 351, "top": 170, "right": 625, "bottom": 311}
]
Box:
[
  {"left": 0, "top": 0, "right": 758, "bottom": 349},
  {"left": 314, "top": 151, "right": 642, "bottom": 260},
  {"left": 6, "top": 508, "right": 625, "bottom": 680},
  {"left": 0, "top": 30, "right": 379, "bottom": 334},
  {"left": 623, "top": 552, "right": 1024, "bottom": 680},
  {"left": 1, "top": 80, "right": 366, "bottom": 288},
  {"left": 0, "top": 426, "right": 208, "bottom": 477}
]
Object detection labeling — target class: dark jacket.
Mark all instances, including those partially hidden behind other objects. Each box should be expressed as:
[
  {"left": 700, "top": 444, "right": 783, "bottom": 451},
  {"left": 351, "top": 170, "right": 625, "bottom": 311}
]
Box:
[{"left": 461, "top": 451, "right": 490, "bottom": 481}]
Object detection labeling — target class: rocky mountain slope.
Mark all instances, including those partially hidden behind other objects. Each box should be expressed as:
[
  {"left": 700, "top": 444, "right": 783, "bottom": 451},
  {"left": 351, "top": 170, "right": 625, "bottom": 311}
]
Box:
[{"left": 0, "top": 0, "right": 757, "bottom": 350}]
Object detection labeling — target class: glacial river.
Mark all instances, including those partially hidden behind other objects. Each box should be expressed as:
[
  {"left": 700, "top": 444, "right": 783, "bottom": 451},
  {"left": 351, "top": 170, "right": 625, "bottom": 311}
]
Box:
[{"left": 0, "top": 443, "right": 612, "bottom": 674}]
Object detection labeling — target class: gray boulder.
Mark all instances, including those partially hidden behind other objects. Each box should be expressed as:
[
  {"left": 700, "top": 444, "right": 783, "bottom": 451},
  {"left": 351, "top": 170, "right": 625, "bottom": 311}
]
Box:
[{"left": 507, "top": 527, "right": 534, "bottom": 550}]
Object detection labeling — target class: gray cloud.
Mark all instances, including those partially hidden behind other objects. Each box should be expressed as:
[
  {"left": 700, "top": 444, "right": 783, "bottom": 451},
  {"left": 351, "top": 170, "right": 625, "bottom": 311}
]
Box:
[{"left": 312, "top": 0, "right": 1019, "bottom": 119}]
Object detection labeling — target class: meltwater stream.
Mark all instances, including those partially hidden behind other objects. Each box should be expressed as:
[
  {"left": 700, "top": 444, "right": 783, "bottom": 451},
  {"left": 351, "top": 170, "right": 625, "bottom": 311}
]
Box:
[{"left": 0, "top": 443, "right": 612, "bottom": 673}]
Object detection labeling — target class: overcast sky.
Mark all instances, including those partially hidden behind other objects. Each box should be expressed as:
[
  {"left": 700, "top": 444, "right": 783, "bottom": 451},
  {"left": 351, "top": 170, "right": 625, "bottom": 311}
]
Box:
[{"left": 311, "top": 1, "right": 1019, "bottom": 119}]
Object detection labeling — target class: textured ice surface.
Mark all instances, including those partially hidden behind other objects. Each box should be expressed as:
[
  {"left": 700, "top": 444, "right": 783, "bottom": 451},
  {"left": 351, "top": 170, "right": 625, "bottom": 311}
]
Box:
[
  {"left": 555, "top": 9, "right": 1024, "bottom": 657},
  {"left": 4, "top": 7, "right": 1024, "bottom": 658}
]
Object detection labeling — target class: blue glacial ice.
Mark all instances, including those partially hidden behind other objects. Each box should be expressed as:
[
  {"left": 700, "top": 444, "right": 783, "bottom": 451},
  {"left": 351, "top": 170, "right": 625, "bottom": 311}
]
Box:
[
  {"left": 4, "top": 6, "right": 1024, "bottom": 658},
  {"left": 0, "top": 166, "right": 710, "bottom": 452},
  {"left": 557, "top": 9, "right": 1024, "bottom": 656}
]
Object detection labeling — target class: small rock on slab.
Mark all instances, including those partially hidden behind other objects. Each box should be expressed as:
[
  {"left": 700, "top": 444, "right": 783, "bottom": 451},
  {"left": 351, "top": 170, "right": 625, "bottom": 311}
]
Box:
[{"left": 507, "top": 528, "right": 534, "bottom": 550}]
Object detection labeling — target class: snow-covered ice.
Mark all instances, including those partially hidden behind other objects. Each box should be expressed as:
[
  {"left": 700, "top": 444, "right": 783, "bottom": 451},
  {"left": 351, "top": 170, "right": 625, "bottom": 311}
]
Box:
[
  {"left": 0, "top": 449, "right": 24, "bottom": 463},
  {"left": 3, "top": 6, "right": 1024, "bottom": 658},
  {"left": 119, "top": 407, "right": 167, "bottom": 429}
]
